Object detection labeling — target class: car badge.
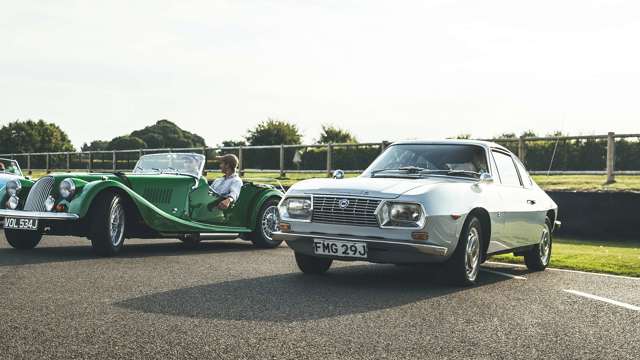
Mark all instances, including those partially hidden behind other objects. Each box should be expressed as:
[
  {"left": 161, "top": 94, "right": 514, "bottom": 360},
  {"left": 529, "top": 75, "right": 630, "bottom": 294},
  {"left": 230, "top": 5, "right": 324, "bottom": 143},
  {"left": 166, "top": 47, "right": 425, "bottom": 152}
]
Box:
[{"left": 338, "top": 199, "right": 350, "bottom": 208}]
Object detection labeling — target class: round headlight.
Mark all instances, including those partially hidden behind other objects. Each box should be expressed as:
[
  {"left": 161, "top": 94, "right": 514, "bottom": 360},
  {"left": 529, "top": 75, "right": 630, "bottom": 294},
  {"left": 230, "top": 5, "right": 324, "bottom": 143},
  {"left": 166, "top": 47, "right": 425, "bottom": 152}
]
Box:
[
  {"left": 7, "top": 196, "right": 19, "bottom": 210},
  {"left": 59, "top": 178, "right": 76, "bottom": 199},
  {"left": 45, "top": 196, "right": 56, "bottom": 212},
  {"left": 6, "top": 180, "right": 21, "bottom": 196}
]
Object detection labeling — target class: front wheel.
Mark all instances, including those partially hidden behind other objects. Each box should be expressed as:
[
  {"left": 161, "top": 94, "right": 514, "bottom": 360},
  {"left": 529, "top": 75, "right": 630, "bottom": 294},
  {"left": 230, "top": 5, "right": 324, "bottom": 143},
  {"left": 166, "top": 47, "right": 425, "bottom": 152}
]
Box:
[
  {"left": 444, "top": 216, "right": 482, "bottom": 285},
  {"left": 248, "top": 198, "right": 283, "bottom": 249},
  {"left": 524, "top": 217, "right": 552, "bottom": 271},
  {"left": 88, "top": 192, "right": 126, "bottom": 257},
  {"left": 295, "top": 252, "right": 332, "bottom": 275},
  {"left": 4, "top": 229, "right": 42, "bottom": 250}
]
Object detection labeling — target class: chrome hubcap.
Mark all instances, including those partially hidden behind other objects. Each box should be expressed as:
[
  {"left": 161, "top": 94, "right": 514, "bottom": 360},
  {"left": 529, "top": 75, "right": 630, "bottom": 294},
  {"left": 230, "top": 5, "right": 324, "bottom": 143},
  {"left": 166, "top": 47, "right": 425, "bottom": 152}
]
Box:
[
  {"left": 465, "top": 226, "right": 481, "bottom": 281},
  {"left": 261, "top": 206, "right": 278, "bottom": 241},
  {"left": 109, "top": 201, "right": 125, "bottom": 247},
  {"left": 539, "top": 228, "right": 551, "bottom": 266}
]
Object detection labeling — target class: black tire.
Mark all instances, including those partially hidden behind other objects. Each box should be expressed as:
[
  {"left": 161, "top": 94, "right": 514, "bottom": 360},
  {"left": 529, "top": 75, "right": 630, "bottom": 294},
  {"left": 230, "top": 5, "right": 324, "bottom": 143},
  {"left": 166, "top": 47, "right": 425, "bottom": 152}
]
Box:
[
  {"left": 444, "top": 215, "right": 483, "bottom": 286},
  {"left": 247, "top": 198, "right": 283, "bottom": 249},
  {"left": 295, "top": 252, "right": 332, "bottom": 275},
  {"left": 88, "top": 191, "right": 126, "bottom": 257},
  {"left": 179, "top": 233, "right": 202, "bottom": 248},
  {"left": 524, "top": 217, "right": 552, "bottom": 271},
  {"left": 4, "top": 229, "right": 42, "bottom": 250}
]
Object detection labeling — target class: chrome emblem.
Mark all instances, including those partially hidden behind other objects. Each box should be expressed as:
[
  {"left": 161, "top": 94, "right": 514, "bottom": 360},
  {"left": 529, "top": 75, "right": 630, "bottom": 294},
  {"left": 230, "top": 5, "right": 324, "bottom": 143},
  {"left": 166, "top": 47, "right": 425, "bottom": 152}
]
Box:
[{"left": 338, "top": 199, "right": 350, "bottom": 208}]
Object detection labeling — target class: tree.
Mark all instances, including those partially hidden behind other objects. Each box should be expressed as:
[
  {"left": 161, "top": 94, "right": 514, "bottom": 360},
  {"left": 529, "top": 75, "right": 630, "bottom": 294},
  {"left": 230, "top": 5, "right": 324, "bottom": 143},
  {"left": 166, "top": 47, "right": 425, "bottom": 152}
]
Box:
[
  {"left": 130, "top": 120, "right": 206, "bottom": 148},
  {"left": 107, "top": 136, "right": 147, "bottom": 150},
  {"left": 0, "top": 119, "right": 75, "bottom": 153},
  {"left": 452, "top": 133, "right": 471, "bottom": 140},
  {"left": 317, "top": 125, "right": 357, "bottom": 144},
  {"left": 246, "top": 119, "right": 302, "bottom": 146},
  {"left": 496, "top": 132, "right": 517, "bottom": 139},
  {"left": 521, "top": 130, "right": 537, "bottom": 138},
  {"left": 220, "top": 140, "right": 247, "bottom": 147},
  {"left": 81, "top": 140, "right": 109, "bottom": 151}
]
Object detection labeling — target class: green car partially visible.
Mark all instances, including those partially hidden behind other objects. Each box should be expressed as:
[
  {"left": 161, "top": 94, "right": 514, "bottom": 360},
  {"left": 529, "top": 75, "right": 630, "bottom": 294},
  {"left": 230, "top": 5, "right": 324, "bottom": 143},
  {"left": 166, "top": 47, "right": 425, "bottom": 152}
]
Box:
[{"left": 0, "top": 153, "right": 283, "bottom": 256}]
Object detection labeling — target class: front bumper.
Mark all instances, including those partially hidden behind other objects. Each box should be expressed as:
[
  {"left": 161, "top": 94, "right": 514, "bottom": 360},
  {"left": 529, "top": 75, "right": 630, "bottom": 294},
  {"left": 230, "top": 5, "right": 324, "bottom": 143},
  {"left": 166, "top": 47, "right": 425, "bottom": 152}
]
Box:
[
  {"left": 274, "top": 232, "right": 450, "bottom": 264},
  {"left": 0, "top": 209, "right": 79, "bottom": 220}
]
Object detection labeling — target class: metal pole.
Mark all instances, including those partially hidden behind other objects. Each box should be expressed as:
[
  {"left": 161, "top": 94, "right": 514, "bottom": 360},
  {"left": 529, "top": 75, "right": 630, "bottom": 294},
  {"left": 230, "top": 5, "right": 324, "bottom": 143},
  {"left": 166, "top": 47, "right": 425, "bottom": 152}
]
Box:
[
  {"left": 606, "top": 132, "right": 615, "bottom": 184},
  {"left": 238, "top": 145, "right": 244, "bottom": 176},
  {"left": 279, "top": 144, "right": 285, "bottom": 178},
  {"left": 518, "top": 136, "right": 526, "bottom": 163},
  {"left": 326, "top": 143, "right": 333, "bottom": 176}
]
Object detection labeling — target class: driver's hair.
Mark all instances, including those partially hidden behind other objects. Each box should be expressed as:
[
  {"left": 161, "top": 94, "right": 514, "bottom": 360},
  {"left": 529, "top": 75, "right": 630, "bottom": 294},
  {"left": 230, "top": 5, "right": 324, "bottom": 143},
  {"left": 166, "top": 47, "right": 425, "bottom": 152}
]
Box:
[{"left": 217, "top": 154, "right": 239, "bottom": 171}]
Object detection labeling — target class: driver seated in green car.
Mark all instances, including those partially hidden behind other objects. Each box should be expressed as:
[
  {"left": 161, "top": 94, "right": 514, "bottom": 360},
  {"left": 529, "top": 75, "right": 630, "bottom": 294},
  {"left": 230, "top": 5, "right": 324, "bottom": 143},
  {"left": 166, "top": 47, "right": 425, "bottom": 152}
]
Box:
[{"left": 210, "top": 154, "right": 243, "bottom": 209}]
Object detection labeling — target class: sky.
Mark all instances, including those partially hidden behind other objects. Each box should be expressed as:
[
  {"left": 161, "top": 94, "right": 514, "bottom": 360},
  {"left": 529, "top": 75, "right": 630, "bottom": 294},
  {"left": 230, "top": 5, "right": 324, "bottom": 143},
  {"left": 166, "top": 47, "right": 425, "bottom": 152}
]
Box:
[{"left": 1, "top": 0, "right": 640, "bottom": 149}]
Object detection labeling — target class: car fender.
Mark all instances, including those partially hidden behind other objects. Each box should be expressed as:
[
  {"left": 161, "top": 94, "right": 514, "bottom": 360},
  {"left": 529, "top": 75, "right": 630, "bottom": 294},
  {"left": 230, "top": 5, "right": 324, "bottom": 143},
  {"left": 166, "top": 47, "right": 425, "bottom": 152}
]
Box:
[{"left": 248, "top": 188, "right": 283, "bottom": 230}]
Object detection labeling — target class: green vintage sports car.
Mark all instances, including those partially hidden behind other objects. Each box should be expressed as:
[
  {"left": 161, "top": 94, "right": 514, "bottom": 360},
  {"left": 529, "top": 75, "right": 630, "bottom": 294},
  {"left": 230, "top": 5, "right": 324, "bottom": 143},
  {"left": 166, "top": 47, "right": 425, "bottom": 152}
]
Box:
[{"left": 0, "top": 153, "right": 283, "bottom": 256}]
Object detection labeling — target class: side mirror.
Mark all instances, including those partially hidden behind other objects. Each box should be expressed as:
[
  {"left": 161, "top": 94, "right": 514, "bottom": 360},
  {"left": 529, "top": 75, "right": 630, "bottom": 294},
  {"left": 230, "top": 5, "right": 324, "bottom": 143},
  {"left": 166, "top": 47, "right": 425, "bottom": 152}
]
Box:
[
  {"left": 478, "top": 173, "right": 494, "bottom": 184},
  {"left": 332, "top": 169, "right": 345, "bottom": 179}
]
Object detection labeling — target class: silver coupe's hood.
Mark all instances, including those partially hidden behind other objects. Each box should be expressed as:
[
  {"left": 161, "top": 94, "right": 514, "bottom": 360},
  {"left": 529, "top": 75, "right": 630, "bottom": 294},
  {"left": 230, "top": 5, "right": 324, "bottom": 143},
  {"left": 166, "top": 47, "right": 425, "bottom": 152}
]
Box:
[{"left": 289, "top": 176, "right": 449, "bottom": 199}]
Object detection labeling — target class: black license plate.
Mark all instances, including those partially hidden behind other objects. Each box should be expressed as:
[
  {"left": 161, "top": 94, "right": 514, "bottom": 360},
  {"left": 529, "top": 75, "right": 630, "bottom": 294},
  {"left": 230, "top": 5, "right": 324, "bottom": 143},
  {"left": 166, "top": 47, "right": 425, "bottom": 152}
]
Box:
[{"left": 3, "top": 217, "right": 39, "bottom": 231}]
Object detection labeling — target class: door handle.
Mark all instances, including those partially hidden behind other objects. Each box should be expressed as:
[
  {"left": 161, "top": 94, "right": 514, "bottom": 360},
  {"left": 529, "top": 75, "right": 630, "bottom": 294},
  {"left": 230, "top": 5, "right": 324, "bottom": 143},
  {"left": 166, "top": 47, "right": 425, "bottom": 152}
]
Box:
[{"left": 526, "top": 200, "right": 536, "bottom": 205}]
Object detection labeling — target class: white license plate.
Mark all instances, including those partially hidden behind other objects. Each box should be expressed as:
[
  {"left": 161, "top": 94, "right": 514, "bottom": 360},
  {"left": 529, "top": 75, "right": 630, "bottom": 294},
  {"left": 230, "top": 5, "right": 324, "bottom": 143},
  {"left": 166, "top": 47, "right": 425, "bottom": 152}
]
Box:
[
  {"left": 313, "top": 239, "right": 368, "bottom": 258},
  {"left": 3, "top": 217, "right": 39, "bottom": 231}
]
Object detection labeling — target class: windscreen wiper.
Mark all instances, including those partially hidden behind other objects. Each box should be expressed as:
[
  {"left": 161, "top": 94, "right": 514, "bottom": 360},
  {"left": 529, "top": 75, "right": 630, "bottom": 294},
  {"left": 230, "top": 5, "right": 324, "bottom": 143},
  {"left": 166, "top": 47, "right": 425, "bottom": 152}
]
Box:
[
  {"left": 419, "top": 169, "right": 482, "bottom": 178},
  {"left": 371, "top": 166, "right": 425, "bottom": 177}
]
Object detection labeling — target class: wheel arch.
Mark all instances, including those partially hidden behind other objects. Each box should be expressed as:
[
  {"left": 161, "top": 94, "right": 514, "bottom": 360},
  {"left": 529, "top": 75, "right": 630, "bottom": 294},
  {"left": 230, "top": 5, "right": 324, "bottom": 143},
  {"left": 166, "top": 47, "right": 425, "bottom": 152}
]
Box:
[
  {"left": 248, "top": 190, "right": 283, "bottom": 231},
  {"left": 466, "top": 207, "right": 492, "bottom": 262}
]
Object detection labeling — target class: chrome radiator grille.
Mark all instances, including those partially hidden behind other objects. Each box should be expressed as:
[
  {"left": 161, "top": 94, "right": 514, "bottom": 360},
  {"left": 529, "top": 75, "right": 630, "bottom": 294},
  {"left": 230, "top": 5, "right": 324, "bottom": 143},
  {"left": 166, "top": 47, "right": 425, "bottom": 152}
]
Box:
[
  {"left": 24, "top": 176, "right": 55, "bottom": 211},
  {"left": 312, "top": 196, "right": 381, "bottom": 227}
]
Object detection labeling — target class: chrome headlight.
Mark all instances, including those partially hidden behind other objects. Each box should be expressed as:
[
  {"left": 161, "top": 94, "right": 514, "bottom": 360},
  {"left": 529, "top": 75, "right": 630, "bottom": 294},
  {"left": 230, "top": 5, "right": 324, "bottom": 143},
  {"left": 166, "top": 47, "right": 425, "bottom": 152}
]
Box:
[
  {"left": 6, "top": 196, "right": 19, "bottom": 210},
  {"left": 59, "top": 178, "right": 76, "bottom": 199},
  {"left": 6, "top": 180, "right": 21, "bottom": 196},
  {"left": 278, "top": 197, "right": 312, "bottom": 221},
  {"left": 377, "top": 202, "right": 425, "bottom": 228},
  {"left": 45, "top": 196, "right": 56, "bottom": 212}
]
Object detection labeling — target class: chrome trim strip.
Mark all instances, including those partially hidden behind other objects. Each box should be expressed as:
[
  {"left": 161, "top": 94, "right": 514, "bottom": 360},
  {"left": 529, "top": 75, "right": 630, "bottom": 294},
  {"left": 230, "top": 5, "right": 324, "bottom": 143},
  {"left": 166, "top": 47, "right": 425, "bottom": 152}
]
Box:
[
  {"left": 274, "top": 231, "right": 448, "bottom": 256},
  {"left": 0, "top": 209, "right": 79, "bottom": 220}
]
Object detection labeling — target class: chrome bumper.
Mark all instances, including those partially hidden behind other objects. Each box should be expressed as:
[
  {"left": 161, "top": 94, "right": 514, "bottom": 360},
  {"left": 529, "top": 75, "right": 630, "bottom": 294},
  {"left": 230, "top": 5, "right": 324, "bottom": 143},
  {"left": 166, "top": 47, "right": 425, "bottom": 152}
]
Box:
[
  {"left": 0, "top": 209, "right": 79, "bottom": 220},
  {"left": 273, "top": 231, "right": 449, "bottom": 257}
]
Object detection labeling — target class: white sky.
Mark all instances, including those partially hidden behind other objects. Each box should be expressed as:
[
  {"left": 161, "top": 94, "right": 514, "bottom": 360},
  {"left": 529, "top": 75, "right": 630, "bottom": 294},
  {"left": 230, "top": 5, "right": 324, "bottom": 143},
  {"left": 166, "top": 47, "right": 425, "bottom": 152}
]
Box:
[{"left": 1, "top": 0, "right": 640, "bottom": 148}]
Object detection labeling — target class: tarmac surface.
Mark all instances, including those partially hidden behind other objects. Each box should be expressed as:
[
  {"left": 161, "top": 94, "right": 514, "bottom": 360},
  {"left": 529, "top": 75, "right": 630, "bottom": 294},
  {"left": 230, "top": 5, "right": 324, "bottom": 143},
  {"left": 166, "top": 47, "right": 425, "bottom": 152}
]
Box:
[{"left": 0, "top": 235, "right": 639, "bottom": 359}]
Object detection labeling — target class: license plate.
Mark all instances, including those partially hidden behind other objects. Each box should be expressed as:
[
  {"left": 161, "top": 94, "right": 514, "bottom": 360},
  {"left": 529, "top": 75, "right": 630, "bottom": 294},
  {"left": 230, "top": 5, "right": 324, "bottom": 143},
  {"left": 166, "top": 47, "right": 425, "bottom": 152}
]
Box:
[
  {"left": 313, "top": 239, "right": 367, "bottom": 258},
  {"left": 3, "top": 217, "right": 39, "bottom": 231}
]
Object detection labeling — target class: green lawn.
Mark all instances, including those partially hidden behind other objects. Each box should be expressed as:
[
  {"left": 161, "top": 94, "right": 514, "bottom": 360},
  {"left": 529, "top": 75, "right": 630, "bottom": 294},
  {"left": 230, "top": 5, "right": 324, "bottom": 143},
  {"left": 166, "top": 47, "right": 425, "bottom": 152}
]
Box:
[{"left": 491, "top": 238, "right": 640, "bottom": 277}]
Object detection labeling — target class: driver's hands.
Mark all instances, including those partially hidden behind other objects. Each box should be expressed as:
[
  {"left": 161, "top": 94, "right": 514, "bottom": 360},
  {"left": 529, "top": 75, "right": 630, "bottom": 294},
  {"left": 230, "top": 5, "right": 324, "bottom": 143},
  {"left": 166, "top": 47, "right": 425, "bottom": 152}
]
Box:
[{"left": 217, "top": 198, "right": 232, "bottom": 209}]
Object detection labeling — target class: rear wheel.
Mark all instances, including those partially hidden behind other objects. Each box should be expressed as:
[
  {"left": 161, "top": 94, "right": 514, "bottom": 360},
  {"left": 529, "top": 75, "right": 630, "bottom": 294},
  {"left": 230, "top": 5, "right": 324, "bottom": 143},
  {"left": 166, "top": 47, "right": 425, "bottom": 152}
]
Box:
[
  {"left": 524, "top": 217, "right": 552, "bottom": 271},
  {"left": 248, "top": 198, "right": 283, "bottom": 249},
  {"left": 4, "top": 229, "right": 42, "bottom": 250},
  {"left": 444, "top": 215, "right": 482, "bottom": 285},
  {"left": 295, "top": 252, "right": 332, "bottom": 275},
  {"left": 88, "top": 192, "right": 126, "bottom": 257}
]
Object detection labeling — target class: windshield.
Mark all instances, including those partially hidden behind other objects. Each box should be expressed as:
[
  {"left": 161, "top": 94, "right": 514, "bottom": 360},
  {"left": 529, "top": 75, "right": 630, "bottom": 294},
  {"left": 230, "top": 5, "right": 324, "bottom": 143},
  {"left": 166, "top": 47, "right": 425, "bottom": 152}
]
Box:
[
  {"left": 0, "top": 158, "right": 22, "bottom": 176},
  {"left": 362, "top": 144, "right": 489, "bottom": 178},
  {"left": 133, "top": 153, "right": 204, "bottom": 178}
]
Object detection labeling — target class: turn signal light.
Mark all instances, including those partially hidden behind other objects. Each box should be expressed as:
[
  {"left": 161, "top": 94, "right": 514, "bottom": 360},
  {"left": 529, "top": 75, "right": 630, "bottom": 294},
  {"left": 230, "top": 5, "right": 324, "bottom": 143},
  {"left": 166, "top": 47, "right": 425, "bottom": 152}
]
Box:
[
  {"left": 411, "top": 231, "right": 428, "bottom": 241},
  {"left": 278, "top": 222, "right": 291, "bottom": 232},
  {"left": 55, "top": 204, "right": 67, "bottom": 212}
]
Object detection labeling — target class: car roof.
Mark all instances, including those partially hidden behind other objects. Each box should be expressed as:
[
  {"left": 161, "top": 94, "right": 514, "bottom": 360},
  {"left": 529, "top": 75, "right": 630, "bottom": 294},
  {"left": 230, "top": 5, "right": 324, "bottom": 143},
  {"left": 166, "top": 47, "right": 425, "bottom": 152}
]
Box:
[{"left": 390, "top": 139, "right": 511, "bottom": 153}]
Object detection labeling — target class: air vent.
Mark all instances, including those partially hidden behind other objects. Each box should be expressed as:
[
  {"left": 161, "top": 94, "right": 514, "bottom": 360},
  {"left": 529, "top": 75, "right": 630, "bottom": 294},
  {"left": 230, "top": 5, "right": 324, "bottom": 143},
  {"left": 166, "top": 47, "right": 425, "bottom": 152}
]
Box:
[{"left": 142, "top": 187, "right": 173, "bottom": 204}]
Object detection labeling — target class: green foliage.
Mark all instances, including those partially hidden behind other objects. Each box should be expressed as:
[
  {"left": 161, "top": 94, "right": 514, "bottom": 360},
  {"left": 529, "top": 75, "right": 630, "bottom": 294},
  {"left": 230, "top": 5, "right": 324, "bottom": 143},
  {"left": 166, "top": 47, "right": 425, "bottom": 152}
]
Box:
[
  {"left": 130, "top": 120, "right": 205, "bottom": 149},
  {"left": 246, "top": 119, "right": 302, "bottom": 146},
  {"left": 220, "top": 140, "right": 247, "bottom": 148},
  {"left": 0, "top": 119, "right": 75, "bottom": 153},
  {"left": 81, "top": 140, "right": 109, "bottom": 151},
  {"left": 451, "top": 133, "right": 471, "bottom": 140},
  {"left": 521, "top": 130, "right": 537, "bottom": 138},
  {"left": 317, "top": 125, "right": 357, "bottom": 144},
  {"left": 107, "top": 136, "right": 147, "bottom": 150}
]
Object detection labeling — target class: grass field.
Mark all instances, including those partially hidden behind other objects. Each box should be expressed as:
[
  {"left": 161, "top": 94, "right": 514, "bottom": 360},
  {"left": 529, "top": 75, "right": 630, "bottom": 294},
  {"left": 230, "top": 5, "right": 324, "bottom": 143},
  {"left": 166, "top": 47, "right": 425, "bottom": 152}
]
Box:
[{"left": 491, "top": 237, "right": 640, "bottom": 277}]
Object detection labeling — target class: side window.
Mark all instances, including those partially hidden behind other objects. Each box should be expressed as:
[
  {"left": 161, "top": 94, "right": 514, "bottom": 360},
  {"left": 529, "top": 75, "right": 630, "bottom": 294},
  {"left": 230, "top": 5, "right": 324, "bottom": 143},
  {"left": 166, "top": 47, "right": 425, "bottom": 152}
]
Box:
[
  {"left": 492, "top": 151, "right": 522, "bottom": 187},
  {"left": 514, "top": 158, "right": 533, "bottom": 188}
]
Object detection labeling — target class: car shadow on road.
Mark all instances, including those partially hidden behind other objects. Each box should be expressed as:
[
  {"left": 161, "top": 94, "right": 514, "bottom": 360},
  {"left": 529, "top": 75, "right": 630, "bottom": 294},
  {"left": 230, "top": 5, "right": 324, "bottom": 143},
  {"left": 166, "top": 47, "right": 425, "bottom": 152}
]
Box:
[
  {"left": 0, "top": 239, "right": 259, "bottom": 267},
  {"left": 116, "top": 264, "right": 510, "bottom": 322}
]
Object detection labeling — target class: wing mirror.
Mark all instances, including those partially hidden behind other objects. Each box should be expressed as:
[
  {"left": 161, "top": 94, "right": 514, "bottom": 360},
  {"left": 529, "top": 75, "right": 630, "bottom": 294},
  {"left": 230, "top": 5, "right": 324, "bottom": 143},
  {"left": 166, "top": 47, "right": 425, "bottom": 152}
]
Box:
[
  {"left": 478, "top": 173, "right": 494, "bottom": 184},
  {"left": 332, "top": 169, "right": 345, "bottom": 179}
]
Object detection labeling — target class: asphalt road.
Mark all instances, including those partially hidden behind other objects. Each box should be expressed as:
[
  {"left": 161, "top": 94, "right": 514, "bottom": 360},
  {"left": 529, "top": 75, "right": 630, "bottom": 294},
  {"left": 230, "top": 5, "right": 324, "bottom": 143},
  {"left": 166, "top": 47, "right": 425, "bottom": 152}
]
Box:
[{"left": 0, "top": 235, "right": 638, "bottom": 360}]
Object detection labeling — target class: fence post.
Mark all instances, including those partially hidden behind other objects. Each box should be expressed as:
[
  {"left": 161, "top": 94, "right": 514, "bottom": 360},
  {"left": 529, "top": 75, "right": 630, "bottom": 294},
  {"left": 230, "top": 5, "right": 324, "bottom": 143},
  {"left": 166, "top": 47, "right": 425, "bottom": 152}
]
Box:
[
  {"left": 326, "top": 143, "right": 333, "bottom": 176},
  {"left": 238, "top": 145, "right": 244, "bottom": 176},
  {"left": 88, "top": 152, "right": 93, "bottom": 172},
  {"left": 27, "top": 154, "right": 31, "bottom": 173},
  {"left": 606, "top": 132, "right": 615, "bottom": 184},
  {"left": 380, "top": 141, "right": 387, "bottom": 154},
  {"left": 279, "top": 144, "right": 285, "bottom": 178},
  {"left": 112, "top": 151, "right": 117, "bottom": 171},
  {"left": 517, "top": 136, "right": 525, "bottom": 163},
  {"left": 45, "top": 154, "right": 50, "bottom": 173},
  {"left": 66, "top": 153, "right": 70, "bottom": 171}
]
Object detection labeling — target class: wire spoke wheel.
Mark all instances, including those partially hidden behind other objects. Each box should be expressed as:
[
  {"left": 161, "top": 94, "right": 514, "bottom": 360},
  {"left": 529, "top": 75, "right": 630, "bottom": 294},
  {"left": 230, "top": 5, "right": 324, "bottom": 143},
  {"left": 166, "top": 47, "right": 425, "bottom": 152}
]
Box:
[{"left": 261, "top": 205, "right": 279, "bottom": 241}]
